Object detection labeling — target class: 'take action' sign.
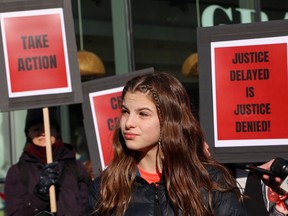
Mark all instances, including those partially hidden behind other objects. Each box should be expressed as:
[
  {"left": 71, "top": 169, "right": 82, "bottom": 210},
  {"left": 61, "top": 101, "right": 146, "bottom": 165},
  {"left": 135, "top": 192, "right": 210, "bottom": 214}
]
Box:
[
  {"left": 211, "top": 36, "right": 288, "bottom": 147},
  {"left": 1, "top": 8, "right": 71, "bottom": 98}
]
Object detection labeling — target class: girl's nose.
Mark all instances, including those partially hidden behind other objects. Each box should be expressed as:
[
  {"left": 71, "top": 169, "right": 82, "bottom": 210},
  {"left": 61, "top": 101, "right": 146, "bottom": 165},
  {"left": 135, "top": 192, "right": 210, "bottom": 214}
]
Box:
[{"left": 125, "top": 114, "right": 136, "bottom": 128}]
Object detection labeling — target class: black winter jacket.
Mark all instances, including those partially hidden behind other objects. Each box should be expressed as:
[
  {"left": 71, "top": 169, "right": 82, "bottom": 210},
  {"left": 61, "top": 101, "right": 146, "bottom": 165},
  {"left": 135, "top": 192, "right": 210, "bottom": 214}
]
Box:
[
  {"left": 5, "top": 143, "right": 91, "bottom": 216},
  {"left": 87, "top": 166, "right": 248, "bottom": 216}
]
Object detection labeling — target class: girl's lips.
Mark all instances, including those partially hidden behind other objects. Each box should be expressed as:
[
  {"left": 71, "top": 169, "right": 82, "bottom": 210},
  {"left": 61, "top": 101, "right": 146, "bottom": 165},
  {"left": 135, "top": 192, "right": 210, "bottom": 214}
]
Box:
[{"left": 124, "top": 133, "right": 138, "bottom": 139}]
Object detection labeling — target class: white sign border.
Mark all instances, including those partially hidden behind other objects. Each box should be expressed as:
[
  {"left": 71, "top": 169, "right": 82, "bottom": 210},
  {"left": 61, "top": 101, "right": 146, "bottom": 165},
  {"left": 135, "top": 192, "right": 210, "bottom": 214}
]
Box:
[
  {"left": 211, "top": 36, "right": 288, "bottom": 147},
  {"left": 0, "top": 8, "right": 72, "bottom": 98},
  {"left": 89, "top": 86, "right": 124, "bottom": 169}
]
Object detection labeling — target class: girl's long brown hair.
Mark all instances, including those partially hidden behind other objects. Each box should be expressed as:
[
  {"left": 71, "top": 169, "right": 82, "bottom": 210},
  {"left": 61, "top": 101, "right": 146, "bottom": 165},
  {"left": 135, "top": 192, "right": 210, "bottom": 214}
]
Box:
[{"left": 96, "top": 71, "right": 243, "bottom": 216}]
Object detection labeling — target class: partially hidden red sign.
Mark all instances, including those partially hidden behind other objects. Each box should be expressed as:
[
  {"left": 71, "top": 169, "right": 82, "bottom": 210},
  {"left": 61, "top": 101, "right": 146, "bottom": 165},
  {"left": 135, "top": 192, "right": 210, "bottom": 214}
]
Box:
[
  {"left": 1, "top": 8, "right": 71, "bottom": 98},
  {"left": 211, "top": 37, "right": 288, "bottom": 147},
  {"left": 89, "top": 87, "right": 123, "bottom": 169}
]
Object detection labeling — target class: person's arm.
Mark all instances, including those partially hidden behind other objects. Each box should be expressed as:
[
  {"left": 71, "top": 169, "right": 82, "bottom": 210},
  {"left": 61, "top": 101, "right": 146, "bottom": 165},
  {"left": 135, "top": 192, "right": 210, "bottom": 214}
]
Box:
[
  {"left": 75, "top": 160, "right": 92, "bottom": 215},
  {"left": 208, "top": 167, "right": 248, "bottom": 216},
  {"left": 4, "top": 165, "right": 49, "bottom": 216},
  {"left": 87, "top": 177, "right": 101, "bottom": 216},
  {"left": 213, "top": 189, "right": 248, "bottom": 216}
]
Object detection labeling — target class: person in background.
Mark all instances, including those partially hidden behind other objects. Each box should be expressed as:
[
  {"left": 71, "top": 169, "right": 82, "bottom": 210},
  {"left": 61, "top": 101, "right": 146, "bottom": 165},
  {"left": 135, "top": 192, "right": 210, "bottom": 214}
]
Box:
[
  {"left": 88, "top": 72, "right": 247, "bottom": 216},
  {"left": 243, "top": 159, "right": 288, "bottom": 216},
  {"left": 259, "top": 159, "right": 288, "bottom": 216},
  {"left": 5, "top": 107, "right": 91, "bottom": 216},
  {"left": 73, "top": 126, "right": 95, "bottom": 180}
]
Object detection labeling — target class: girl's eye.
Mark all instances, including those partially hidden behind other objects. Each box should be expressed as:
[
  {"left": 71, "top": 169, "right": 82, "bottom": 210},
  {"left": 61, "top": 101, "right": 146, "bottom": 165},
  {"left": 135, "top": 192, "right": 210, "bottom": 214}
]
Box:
[
  {"left": 139, "top": 112, "right": 149, "bottom": 117},
  {"left": 121, "top": 108, "right": 129, "bottom": 114}
]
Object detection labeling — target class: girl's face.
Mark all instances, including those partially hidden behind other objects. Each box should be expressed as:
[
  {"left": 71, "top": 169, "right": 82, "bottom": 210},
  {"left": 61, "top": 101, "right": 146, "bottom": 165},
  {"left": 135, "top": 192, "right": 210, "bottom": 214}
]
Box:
[
  {"left": 120, "top": 91, "right": 161, "bottom": 154},
  {"left": 28, "top": 124, "right": 57, "bottom": 147}
]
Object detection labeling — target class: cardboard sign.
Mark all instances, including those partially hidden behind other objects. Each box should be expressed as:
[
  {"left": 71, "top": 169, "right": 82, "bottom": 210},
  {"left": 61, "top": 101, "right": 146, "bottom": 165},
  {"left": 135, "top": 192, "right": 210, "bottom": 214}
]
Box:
[
  {"left": 0, "top": 0, "right": 82, "bottom": 111},
  {"left": 1, "top": 9, "right": 71, "bottom": 98},
  {"left": 211, "top": 37, "right": 288, "bottom": 147},
  {"left": 89, "top": 87, "right": 123, "bottom": 169},
  {"left": 198, "top": 20, "right": 288, "bottom": 162}
]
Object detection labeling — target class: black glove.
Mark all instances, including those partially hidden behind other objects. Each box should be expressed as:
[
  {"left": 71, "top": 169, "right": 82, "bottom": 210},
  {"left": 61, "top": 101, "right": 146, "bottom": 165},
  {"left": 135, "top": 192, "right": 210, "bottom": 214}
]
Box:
[{"left": 34, "top": 161, "right": 59, "bottom": 201}]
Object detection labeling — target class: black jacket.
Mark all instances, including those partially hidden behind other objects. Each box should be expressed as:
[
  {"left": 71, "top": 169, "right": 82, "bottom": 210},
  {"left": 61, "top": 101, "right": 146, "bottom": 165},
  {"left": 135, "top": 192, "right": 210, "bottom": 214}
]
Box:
[
  {"left": 5, "top": 144, "right": 91, "bottom": 216},
  {"left": 88, "top": 166, "right": 248, "bottom": 216}
]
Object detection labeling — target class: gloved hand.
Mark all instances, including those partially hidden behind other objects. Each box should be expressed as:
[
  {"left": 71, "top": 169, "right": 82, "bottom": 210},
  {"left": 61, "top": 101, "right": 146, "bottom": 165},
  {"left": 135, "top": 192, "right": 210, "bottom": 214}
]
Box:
[{"left": 34, "top": 161, "right": 59, "bottom": 201}]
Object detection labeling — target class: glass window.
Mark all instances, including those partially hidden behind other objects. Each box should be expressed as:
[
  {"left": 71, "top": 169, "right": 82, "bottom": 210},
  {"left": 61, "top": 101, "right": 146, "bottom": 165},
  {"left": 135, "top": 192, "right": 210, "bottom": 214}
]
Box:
[
  {"left": 260, "top": 1, "right": 288, "bottom": 21},
  {"left": 131, "top": 0, "right": 198, "bottom": 78},
  {"left": 199, "top": 0, "right": 259, "bottom": 26},
  {"left": 0, "top": 113, "right": 10, "bottom": 212},
  {"left": 71, "top": 0, "right": 114, "bottom": 81}
]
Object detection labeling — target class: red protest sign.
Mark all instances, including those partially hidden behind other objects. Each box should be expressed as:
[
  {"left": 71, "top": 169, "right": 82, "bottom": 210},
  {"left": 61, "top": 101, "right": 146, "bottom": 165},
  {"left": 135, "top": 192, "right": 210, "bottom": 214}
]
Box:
[
  {"left": 1, "top": 9, "right": 71, "bottom": 98},
  {"left": 89, "top": 87, "right": 123, "bottom": 169},
  {"left": 211, "top": 37, "right": 288, "bottom": 147}
]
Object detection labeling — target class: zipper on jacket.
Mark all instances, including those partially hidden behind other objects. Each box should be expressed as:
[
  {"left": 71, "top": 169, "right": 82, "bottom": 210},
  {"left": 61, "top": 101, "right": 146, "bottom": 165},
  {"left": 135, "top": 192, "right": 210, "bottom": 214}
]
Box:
[{"left": 153, "top": 183, "right": 161, "bottom": 216}]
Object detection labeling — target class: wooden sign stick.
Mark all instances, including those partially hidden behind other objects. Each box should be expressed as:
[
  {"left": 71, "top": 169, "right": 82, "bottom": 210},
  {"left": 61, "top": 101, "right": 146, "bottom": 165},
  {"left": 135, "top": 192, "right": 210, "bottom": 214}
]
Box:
[{"left": 43, "top": 107, "right": 57, "bottom": 213}]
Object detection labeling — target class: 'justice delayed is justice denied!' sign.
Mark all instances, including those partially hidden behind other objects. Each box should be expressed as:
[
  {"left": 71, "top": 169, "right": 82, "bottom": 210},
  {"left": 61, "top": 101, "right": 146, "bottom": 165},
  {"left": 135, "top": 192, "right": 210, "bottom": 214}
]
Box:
[
  {"left": 1, "top": 8, "right": 71, "bottom": 98},
  {"left": 89, "top": 87, "right": 123, "bottom": 169},
  {"left": 211, "top": 36, "right": 288, "bottom": 148}
]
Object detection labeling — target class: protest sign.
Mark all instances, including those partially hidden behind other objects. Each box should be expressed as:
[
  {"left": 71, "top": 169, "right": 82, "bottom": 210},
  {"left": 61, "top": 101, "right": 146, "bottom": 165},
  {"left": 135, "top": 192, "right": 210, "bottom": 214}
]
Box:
[
  {"left": 212, "top": 37, "right": 288, "bottom": 147},
  {"left": 0, "top": 0, "right": 82, "bottom": 111},
  {"left": 198, "top": 20, "right": 288, "bottom": 162}
]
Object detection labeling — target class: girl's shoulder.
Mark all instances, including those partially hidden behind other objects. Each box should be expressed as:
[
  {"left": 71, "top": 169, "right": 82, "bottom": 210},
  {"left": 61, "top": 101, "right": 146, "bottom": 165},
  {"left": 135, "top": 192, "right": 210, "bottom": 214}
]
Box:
[
  {"left": 89, "top": 176, "right": 101, "bottom": 191},
  {"left": 204, "top": 164, "right": 229, "bottom": 183}
]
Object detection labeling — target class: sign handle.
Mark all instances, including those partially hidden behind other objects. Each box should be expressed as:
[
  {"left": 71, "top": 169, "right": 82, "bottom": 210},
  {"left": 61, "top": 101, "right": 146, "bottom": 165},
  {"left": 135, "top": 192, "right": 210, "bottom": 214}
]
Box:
[{"left": 43, "top": 107, "right": 57, "bottom": 213}]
